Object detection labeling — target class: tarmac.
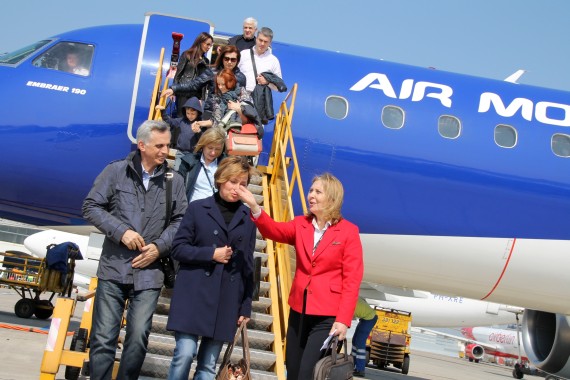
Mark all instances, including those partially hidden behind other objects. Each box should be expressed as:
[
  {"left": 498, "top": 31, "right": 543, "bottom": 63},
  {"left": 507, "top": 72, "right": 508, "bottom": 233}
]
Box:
[{"left": 0, "top": 289, "right": 546, "bottom": 380}]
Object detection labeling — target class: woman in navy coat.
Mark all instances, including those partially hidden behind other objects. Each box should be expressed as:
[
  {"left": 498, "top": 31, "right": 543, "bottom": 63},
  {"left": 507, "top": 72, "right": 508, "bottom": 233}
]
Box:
[{"left": 166, "top": 156, "right": 257, "bottom": 380}]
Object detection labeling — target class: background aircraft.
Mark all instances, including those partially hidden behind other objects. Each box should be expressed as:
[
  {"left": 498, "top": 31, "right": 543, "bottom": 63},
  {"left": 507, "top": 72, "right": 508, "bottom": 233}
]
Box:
[
  {"left": 460, "top": 326, "right": 526, "bottom": 364},
  {"left": 414, "top": 325, "right": 539, "bottom": 379},
  {"left": 1, "top": 13, "right": 569, "bottom": 378}
]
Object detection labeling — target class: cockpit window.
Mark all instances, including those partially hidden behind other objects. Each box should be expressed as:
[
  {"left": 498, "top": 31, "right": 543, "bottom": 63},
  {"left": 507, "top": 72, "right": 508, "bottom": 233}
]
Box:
[
  {"left": 32, "top": 42, "right": 94, "bottom": 76},
  {"left": 0, "top": 40, "right": 52, "bottom": 65}
]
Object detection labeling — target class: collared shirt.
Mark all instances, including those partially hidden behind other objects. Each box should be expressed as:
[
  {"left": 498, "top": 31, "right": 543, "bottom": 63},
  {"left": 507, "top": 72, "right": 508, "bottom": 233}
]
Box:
[
  {"left": 190, "top": 155, "right": 218, "bottom": 203},
  {"left": 238, "top": 47, "right": 282, "bottom": 92},
  {"left": 311, "top": 218, "right": 331, "bottom": 255},
  {"left": 141, "top": 165, "right": 158, "bottom": 190}
]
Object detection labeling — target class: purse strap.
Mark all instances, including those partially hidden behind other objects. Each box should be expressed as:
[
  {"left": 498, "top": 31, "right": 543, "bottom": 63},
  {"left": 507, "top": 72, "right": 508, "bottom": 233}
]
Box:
[
  {"left": 242, "top": 322, "right": 251, "bottom": 368},
  {"left": 217, "top": 322, "right": 251, "bottom": 377},
  {"left": 164, "top": 168, "right": 173, "bottom": 230},
  {"left": 326, "top": 336, "right": 350, "bottom": 364},
  {"left": 250, "top": 48, "right": 258, "bottom": 79}
]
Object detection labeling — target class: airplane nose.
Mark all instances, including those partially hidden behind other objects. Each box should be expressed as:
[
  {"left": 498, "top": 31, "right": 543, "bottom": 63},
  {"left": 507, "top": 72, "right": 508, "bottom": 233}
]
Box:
[{"left": 24, "top": 230, "right": 89, "bottom": 258}]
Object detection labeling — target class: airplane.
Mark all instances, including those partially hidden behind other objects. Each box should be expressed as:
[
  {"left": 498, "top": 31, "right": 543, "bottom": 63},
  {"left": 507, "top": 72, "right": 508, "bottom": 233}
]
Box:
[
  {"left": 18, "top": 227, "right": 522, "bottom": 328},
  {"left": 460, "top": 326, "right": 526, "bottom": 364},
  {"left": 0, "top": 12, "right": 569, "bottom": 378},
  {"left": 414, "top": 325, "right": 536, "bottom": 379}
]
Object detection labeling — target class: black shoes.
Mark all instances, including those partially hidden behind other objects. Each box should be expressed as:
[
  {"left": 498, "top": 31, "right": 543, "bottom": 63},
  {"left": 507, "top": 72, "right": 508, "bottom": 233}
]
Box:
[{"left": 353, "top": 370, "right": 366, "bottom": 378}]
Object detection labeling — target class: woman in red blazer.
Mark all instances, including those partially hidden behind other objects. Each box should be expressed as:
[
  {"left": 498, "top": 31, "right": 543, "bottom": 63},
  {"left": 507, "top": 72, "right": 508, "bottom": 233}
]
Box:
[{"left": 238, "top": 172, "right": 363, "bottom": 380}]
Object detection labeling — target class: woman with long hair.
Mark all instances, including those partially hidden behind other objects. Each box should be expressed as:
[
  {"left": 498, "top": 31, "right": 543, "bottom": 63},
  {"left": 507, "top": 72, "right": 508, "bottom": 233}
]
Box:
[
  {"left": 162, "top": 44, "right": 246, "bottom": 104},
  {"left": 172, "top": 32, "right": 213, "bottom": 116}
]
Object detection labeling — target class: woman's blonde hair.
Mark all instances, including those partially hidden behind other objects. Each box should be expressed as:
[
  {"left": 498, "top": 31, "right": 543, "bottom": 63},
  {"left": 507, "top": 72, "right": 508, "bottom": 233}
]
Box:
[
  {"left": 214, "top": 156, "right": 253, "bottom": 189},
  {"left": 306, "top": 172, "right": 344, "bottom": 225},
  {"left": 193, "top": 127, "right": 226, "bottom": 154}
]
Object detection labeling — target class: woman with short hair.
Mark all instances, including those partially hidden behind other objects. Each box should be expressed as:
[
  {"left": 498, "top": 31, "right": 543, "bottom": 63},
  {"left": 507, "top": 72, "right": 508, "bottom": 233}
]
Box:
[
  {"left": 167, "top": 156, "right": 257, "bottom": 380},
  {"left": 177, "top": 127, "right": 226, "bottom": 202}
]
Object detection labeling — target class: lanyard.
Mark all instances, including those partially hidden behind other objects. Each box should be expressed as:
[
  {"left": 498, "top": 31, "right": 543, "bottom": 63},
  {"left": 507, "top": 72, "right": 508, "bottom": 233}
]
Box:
[{"left": 313, "top": 229, "right": 326, "bottom": 255}]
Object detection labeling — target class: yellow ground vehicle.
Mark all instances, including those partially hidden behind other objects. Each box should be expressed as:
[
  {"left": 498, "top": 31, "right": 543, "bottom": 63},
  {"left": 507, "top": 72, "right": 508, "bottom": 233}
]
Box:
[{"left": 366, "top": 306, "right": 412, "bottom": 375}]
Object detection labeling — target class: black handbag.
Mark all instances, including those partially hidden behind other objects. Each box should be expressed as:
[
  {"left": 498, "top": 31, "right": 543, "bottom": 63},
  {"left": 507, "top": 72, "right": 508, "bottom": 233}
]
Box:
[
  {"left": 313, "top": 336, "right": 354, "bottom": 380},
  {"left": 159, "top": 256, "right": 176, "bottom": 289},
  {"left": 160, "top": 169, "right": 177, "bottom": 289}
]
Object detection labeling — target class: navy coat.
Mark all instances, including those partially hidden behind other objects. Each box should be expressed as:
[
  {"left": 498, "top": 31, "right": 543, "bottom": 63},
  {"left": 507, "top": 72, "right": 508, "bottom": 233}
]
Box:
[{"left": 166, "top": 195, "right": 256, "bottom": 342}]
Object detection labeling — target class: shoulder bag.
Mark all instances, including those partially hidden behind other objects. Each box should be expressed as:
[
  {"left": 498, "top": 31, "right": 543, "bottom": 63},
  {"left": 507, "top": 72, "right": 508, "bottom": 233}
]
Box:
[
  {"left": 313, "top": 336, "right": 354, "bottom": 380},
  {"left": 216, "top": 322, "right": 252, "bottom": 380},
  {"left": 159, "top": 169, "right": 177, "bottom": 289}
]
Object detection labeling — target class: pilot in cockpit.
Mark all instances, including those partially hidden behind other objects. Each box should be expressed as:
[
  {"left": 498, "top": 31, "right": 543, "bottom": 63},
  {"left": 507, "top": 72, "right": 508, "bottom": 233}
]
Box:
[{"left": 63, "top": 49, "right": 89, "bottom": 76}]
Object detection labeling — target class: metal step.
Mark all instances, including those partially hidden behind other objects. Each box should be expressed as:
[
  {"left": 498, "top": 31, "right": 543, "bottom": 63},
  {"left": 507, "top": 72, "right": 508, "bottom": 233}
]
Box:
[{"left": 137, "top": 352, "right": 278, "bottom": 380}]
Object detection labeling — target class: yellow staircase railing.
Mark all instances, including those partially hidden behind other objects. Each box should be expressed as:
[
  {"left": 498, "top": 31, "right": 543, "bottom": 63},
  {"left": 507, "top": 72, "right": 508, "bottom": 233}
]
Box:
[{"left": 257, "top": 83, "right": 306, "bottom": 380}]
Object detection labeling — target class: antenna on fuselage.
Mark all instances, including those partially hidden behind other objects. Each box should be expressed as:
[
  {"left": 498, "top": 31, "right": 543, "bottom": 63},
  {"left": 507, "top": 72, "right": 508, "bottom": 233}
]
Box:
[{"left": 504, "top": 69, "right": 527, "bottom": 84}]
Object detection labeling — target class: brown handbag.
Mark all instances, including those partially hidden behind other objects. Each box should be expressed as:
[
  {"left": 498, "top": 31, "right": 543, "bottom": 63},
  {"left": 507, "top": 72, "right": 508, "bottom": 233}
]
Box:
[
  {"left": 216, "top": 322, "right": 252, "bottom": 380},
  {"left": 313, "top": 336, "right": 354, "bottom": 380}
]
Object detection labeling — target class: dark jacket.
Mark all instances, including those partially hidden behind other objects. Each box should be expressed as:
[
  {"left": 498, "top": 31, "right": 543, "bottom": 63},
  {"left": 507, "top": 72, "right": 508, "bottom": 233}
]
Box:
[
  {"left": 251, "top": 71, "right": 287, "bottom": 124},
  {"left": 160, "top": 108, "right": 201, "bottom": 153},
  {"left": 177, "top": 152, "right": 226, "bottom": 201},
  {"left": 166, "top": 195, "right": 256, "bottom": 341},
  {"left": 171, "top": 67, "right": 246, "bottom": 100},
  {"left": 228, "top": 35, "right": 256, "bottom": 52},
  {"left": 173, "top": 54, "right": 210, "bottom": 116},
  {"left": 82, "top": 151, "right": 188, "bottom": 290}
]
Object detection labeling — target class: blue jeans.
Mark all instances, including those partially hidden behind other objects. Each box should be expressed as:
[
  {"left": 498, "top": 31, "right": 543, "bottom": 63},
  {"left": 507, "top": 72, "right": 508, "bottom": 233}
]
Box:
[
  {"left": 167, "top": 332, "right": 224, "bottom": 380},
  {"left": 89, "top": 279, "right": 160, "bottom": 380},
  {"left": 351, "top": 315, "right": 378, "bottom": 372}
]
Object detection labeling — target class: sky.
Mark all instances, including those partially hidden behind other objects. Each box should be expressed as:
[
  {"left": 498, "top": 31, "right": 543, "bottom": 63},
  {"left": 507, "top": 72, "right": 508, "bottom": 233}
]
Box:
[{"left": 1, "top": 0, "right": 569, "bottom": 92}]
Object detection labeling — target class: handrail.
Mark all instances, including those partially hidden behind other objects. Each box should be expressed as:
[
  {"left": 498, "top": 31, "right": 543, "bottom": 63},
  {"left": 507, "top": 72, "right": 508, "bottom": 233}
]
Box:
[
  {"left": 147, "top": 46, "right": 304, "bottom": 379},
  {"left": 258, "top": 83, "right": 306, "bottom": 379},
  {"left": 148, "top": 47, "right": 166, "bottom": 121}
]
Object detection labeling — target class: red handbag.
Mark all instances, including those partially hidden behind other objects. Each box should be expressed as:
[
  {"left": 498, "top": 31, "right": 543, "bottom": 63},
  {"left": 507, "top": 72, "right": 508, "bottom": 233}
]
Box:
[{"left": 226, "top": 123, "right": 262, "bottom": 156}]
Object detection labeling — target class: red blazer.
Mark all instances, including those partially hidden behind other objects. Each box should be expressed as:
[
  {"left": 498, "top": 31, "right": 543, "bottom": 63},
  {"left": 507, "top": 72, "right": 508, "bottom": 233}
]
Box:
[{"left": 254, "top": 211, "right": 363, "bottom": 326}]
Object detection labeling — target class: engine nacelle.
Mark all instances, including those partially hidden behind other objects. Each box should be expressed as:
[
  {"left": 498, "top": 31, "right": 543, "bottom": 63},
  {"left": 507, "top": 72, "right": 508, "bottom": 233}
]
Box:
[
  {"left": 465, "top": 343, "right": 485, "bottom": 360},
  {"left": 522, "top": 309, "right": 570, "bottom": 378}
]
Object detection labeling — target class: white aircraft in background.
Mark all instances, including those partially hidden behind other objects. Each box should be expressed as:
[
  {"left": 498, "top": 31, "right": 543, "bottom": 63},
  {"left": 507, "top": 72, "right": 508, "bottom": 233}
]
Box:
[
  {"left": 459, "top": 326, "right": 526, "bottom": 364},
  {"left": 24, "top": 229, "right": 523, "bottom": 328},
  {"left": 413, "top": 325, "right": 559, "bottom": 379}
]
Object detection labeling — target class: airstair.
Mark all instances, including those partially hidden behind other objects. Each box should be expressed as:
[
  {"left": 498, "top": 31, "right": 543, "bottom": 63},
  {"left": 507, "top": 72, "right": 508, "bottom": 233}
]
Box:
[{"left": 39, "top": 47, "right": 305, "bottom": 380}]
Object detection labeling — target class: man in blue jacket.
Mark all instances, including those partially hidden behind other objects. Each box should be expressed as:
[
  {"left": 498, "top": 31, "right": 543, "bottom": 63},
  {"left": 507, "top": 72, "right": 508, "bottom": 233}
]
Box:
[{"left": 82, "top": 119, "right": 187, "bottom": 380}]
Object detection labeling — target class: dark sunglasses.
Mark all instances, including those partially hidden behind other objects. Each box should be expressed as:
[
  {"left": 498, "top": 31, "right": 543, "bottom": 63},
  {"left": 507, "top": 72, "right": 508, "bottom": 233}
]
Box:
[{"left": 224, "top": 57, "right": 238, "bottom": 63}]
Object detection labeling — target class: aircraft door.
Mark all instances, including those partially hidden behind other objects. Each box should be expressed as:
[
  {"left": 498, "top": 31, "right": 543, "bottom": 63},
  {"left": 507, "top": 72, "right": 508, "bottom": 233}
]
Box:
[{"left": 127, "top": 13, "right": 213, "bottom": 142}]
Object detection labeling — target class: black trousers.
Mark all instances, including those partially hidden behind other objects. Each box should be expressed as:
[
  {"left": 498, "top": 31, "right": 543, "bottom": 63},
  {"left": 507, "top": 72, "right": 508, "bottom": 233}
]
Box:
[{"left": 285, "top": 308, "right": 335, "bottom": 380}]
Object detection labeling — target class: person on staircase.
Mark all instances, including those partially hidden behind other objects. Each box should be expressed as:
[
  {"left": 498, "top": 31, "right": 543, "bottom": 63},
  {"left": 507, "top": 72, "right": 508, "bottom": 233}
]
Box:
[
  {"left": 237, "top": 172, "right": 364, "bottom": 380},
  {"left": 166, "top": 156, "right": 258, "bottom": 380}
]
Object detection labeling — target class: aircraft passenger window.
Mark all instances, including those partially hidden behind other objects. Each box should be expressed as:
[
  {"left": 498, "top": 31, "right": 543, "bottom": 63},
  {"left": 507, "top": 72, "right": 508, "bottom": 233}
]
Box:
[
  {"left": 325, "top": 96, "right": 349, "bottom": 120},
  {"left": 552, "top": 133, "right": 570, "bottom": 158},
  {"left": 494, "top": 124, "right": 517, "bottom": 148},
  {"left": 438, "top": 115, "right": 461, "bottom": 139},
  {"left": 381, "top": 106, "right": 404, "bottom": 129},
  {"left": 32, "top": 42, "right": 94, "bottom": 76},
  {"left": 0, "top": 40, "right": 52, "bottom": 65}
]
